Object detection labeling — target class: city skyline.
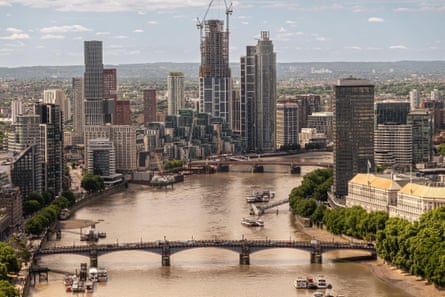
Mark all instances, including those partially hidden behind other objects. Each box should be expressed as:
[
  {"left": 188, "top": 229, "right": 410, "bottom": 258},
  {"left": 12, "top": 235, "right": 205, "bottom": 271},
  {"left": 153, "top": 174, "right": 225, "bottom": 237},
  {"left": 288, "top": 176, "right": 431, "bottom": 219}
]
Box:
[{"left": 0, "top": 0, "right": 445, "bottom": 67}]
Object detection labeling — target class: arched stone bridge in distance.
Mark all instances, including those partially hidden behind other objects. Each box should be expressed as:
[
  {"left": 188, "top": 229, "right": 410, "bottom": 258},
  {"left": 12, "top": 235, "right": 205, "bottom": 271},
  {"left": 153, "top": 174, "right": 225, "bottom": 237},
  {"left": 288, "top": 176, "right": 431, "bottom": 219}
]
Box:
[{"left": 35, "top": 239, "right": 376, "bottom": 267}]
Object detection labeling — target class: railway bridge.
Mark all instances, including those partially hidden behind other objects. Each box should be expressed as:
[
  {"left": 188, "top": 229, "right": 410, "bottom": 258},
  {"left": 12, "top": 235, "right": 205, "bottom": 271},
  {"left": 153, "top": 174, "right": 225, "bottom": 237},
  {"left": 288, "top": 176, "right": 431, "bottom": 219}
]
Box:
[{"left": 35, "top": 239, "right": 376, "bottom": 267}]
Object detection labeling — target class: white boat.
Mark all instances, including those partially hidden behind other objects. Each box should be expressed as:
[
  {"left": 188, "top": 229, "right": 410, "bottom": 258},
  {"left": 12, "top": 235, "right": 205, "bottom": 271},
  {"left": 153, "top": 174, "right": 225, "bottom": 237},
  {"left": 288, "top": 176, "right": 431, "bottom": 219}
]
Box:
[
  {"left": 58, "top": 208, "right": 71, "bottom": 220},
  {"left": 294, "top": 277, "right": 308, "bottom": 289},
  {"left": 315, "top": 274, "right": 331, "bottom": 289},
  {"left": 313, "top": 292, "right": 324, "bottom": 297},
  {"left": 241, "top": 217, "right": 264, "bottom": 227},
  {"left": 245, "top": 191, "right": 272, "bottom": 203},
  {"left": 88, "top": 267, "right": 98, "bottom": 282},
  {"left": 294, "top": 275, "right": 317, "bottom": 289},
  {"left": 97, "top": 267, "right": 108, "bottom": 282}
]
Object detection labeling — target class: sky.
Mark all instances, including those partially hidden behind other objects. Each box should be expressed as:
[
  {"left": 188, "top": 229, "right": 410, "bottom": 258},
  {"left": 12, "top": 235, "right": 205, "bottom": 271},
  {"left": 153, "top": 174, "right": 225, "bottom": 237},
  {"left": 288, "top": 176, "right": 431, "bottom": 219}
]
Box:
[{"left": 0, "top": 0, "right": 444, "bottom": 67}]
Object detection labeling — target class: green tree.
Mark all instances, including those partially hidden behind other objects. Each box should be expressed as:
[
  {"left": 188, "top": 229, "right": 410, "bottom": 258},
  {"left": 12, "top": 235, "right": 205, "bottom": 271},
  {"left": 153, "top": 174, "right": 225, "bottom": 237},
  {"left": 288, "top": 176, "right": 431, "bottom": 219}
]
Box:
[
  {"left": 23, "top": 200, "right": 41, "bottom": 216},
  {"left": 438, "top": 143, "right": 445, "bottom": 156},
  {"left": 0, "top": 280, "right": 19, "bottom": 297},
  {"left": 0, "top": 243, "right": 19, "bottom": 273},
  {"left": 81, "top": 173, "right": 104, "bottom": 192},
  {"left": 61, "top": 190, "right": 76, "bottom": 206}
]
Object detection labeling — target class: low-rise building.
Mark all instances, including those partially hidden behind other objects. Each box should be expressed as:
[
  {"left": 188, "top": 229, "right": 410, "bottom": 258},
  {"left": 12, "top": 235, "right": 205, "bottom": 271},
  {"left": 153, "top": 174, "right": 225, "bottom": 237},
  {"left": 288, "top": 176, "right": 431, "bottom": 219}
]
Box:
[{"left": 347, "top": 173, "right": 400, "bottom": 212}]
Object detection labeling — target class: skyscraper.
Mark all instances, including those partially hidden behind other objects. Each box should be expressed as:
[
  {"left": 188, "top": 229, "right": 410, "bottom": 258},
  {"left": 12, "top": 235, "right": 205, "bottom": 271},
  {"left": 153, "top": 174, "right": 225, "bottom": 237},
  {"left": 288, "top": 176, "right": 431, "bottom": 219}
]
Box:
[
  {"left": 240, "top": 46, "right": 256, "bottom": 151},
  {"left": 240, "top": 32, "right": 277, "bottom": 152},
  {"left": 255, "top": 32, "right": 276, "bottom": 152},
  {"left": 333, "top": 78, "right": 374, "bottom": 198},
  {"left": 199, "top": 19, "right": 231, "bottom": 125},
  {"left": 35, "top": 103, "right": 64, "bottom": 196},
  {"left": 103, "top": 68, "right": 117, "bottom": 124},
  {"left": 167, "top": 72, "right": 184, "bottom": 115},
  {"left": 43, "top": 89, "right": 70, "bottom": 123},
  {"left": 143, "top": 89, "right": 157, "bottom": 126},
  {"left": 276, "top": 102, "right": 298, "bottom": 149},
  {"left": 84, "top": 40, "right": 104, "bottom": 126},
  {"left": 72, "top": 77, "right": 84, "bottom": 145},
  {"left": 407, "top": 110, "right": 433, "bottom": 164}
]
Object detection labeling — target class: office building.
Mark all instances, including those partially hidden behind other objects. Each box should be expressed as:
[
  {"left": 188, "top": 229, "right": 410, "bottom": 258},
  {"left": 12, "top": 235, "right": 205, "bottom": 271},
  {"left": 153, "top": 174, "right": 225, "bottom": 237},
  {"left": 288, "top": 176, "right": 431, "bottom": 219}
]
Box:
[
  {"left": 375, "top": 100, "right": 410, "bottom": 127},
  {"left": 8, "top": 115, "right": 41, "bottom": 155},
  {"left": 143, "top": 89, "right": 157, "bottom": 126},
  {"left": 84, "top": 40, "right": 104, "bottom": 126},
  {"left": 333, "top": 78, "right": 374, "bottom": 198},
  {"left": 276, "top": 102, "right": 298, "bottom": 149},
  {"left": 103, "top": 68, "right": 117, "bottom": 124},
  {"left": 374, "top": 124, "right": 412, "bottom": 167},
  {"left": 167, "top": 72, "right": 184, "bottom": 115},
  {"left": 198, "top": 19, "right": 231, "bottom": 125},
  {"left": 87, "top": 138, "right": 115, "bottom": 177}
]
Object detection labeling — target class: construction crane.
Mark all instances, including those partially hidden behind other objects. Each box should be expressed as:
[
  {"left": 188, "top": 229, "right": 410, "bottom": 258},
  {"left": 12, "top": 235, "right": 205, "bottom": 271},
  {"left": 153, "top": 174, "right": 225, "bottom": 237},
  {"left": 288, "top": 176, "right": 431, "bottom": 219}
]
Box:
[{"left": 196, "top": 0, "right": 233, "bottom": 39}]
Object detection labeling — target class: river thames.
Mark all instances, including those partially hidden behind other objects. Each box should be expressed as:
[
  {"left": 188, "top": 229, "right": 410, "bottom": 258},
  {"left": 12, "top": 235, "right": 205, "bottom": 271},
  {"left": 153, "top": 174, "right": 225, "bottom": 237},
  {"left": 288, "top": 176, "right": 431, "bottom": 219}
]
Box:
[{"left": 29, "top": 153, "right": 408, "bottom": 297}]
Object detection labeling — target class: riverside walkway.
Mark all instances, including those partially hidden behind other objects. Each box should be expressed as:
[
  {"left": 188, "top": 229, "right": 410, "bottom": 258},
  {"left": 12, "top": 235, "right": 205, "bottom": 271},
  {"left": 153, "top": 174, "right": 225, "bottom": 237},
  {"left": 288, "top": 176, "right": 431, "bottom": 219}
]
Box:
[{"left": 35, "top": 239, "right": 376, "bottom": 267}]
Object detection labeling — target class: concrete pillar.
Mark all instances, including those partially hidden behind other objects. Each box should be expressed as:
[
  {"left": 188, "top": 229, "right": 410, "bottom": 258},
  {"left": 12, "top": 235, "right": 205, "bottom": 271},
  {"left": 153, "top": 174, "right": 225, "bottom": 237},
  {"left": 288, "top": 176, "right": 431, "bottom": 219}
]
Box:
[
  {"left": 162, "top": 255, "right": 170, "bottom": 266},
  {"left": 310, "top": 251, "right": 322, "bottom": 264},
  {"left": 89, "top": 249, "right": 98, "bottom": 267},
  {"left": 239, "top": 254, "right": 250, "bottom": 265}
]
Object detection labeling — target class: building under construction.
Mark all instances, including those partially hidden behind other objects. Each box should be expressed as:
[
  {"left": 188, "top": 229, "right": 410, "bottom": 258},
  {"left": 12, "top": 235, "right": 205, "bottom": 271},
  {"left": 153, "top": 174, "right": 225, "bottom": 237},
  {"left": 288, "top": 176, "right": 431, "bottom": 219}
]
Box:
[{"left": 198, "top": 2, "right": 232, "bottom": 128}]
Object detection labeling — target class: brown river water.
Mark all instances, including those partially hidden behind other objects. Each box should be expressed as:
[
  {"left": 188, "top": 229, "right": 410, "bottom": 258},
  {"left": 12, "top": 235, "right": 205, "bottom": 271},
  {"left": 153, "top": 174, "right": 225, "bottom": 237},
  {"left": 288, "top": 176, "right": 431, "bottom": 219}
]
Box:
[{"left": 29, "top": 152, "right": 407, "bottom": 297}]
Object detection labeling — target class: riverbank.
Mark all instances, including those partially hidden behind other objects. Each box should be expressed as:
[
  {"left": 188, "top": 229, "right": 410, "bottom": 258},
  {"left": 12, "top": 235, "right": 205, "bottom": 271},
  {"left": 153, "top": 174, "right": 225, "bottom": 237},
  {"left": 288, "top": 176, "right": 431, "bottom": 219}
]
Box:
[{"left": 294, "top": 216, "right": 445, "bottom": 297}]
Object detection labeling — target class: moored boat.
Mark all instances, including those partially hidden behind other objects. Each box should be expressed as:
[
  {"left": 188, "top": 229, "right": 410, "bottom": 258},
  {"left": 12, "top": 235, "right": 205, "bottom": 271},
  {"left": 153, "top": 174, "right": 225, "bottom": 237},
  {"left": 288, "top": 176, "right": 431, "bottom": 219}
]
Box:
[
  {"left": 241, "top": 217, "right": 264, "bottom": 227},
  {"left": 315, "top": 274, "right": 332, "bottom": 289},
  {"left": 97, "top": 267, "right": 108, "bottom": 282},
  {"left": 58, "top": 208, "right": 71, "bottom": 220},
  {"left": 294, "top": 275, "right": 317, "bottom": 289}
]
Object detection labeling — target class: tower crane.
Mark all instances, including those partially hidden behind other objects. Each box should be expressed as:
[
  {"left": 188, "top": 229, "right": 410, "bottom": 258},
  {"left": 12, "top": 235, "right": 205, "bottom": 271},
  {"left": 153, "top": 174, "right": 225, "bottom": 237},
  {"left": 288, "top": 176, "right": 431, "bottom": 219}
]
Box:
[{"left": 196, "top": 0, "right": 233, "bottom": 39}]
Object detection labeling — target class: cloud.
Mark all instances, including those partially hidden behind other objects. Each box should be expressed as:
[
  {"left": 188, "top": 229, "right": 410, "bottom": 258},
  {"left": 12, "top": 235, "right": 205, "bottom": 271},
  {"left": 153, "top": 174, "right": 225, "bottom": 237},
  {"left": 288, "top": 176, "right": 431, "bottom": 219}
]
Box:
[
  {"left": 285, "top": 20, "right": 296, "bottom": 24},
  {"left": 6, "top": 28, "right": 23, "bottom": 33},
  {"left": 368, "top": 17, "right": 384, "bottom": 23},
  {"left": 10, "top": 0, "right": 205, "bottom": 12},
  {"left": 133, "top": 29, "right": 144, "bottom": 33},
  {"left": 40, "top": 25, "right": 91, "bottom": 33},
  {"left": 113, "top": 35, "right": 128, "bottom": 39},
  {"left": 278, "top": 27, "right": 287, "bottom": 33},
  {"left": 96, "top": 32, "right": 111, "bottom": 36},
  {"left": 345, "top": 46, "right": 362, "bottom": 50},
  {"left": 241, "top": 22, "right": 248, "bottom": 25},
  {"left": 0, "top": 0, "right": 12, "bottom": 6},
  {"left": 0, "top": 33, "right": 30, "bottom": 40},
  {"left": 41, "top": 34, "right": 65, "bottom": 39},
  {"left": 389, "top": 45, "right": 407, "bottom": 49},
  {"left": 147, "top": 21, "right": 159, "bottom": 25}
]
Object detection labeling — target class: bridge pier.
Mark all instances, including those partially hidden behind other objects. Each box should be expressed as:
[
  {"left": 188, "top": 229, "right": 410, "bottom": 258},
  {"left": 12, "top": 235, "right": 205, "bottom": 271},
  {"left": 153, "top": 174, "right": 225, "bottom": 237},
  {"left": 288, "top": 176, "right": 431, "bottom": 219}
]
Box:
[
  {"left": 89, "top": 248, "right": 98, "bottom": 267},
  {"left": 162, "top": 244, "right": 171, "bottom": 266},
  {"left": 310, "top": 249, "right": 322, "bottom": 264},
  {"left": 239, "top": 254, "right": 250, "bottom": 265},
  {"left": 240, "top": 242, "right": 250, "bottom": 265},
  {"left": 252, "top": 164, "right": 264, "bottom": 173}
]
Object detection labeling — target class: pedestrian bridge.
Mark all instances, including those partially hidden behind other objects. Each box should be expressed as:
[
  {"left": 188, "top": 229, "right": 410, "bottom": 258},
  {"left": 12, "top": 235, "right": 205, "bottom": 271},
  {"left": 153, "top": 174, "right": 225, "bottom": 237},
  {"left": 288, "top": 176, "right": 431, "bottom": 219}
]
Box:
[{"left": 35, "top": 239, "right": 376, "bottom": 267}]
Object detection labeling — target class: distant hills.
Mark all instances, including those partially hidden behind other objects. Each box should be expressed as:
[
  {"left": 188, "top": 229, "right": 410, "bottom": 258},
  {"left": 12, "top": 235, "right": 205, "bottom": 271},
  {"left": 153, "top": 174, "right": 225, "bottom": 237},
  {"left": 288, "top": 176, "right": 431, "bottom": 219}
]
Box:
[{"left": 1, "top": 61, "right": 444, "bottom": 81}]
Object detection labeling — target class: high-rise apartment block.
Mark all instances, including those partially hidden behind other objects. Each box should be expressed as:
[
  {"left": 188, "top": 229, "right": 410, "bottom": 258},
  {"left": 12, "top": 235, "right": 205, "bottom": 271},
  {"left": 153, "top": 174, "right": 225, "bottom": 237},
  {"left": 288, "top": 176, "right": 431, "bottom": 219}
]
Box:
[
  {"left": 72, "top": 77, "right": 84, "bottom": 145},
  {"left": 199, "top": 19, "right": 231, "bottom": 125},
  {"left": 43, "top": 89, "right": 70, "bottom": 123},
  {"left": 333, "top": 78, "right": 374, "bottom": 198},
  {"left": 276, "top": 102, "right": 298, "bottom": 149},
  {"left": 35, "top": 103, "right": 64, "bottom": 196},
  {"left": 409, "top": 89, "right": 420, "bottom": 110},
  {"left": 240, "top": 32, "right": 277, "bottom": 152},
  {"left": 143, "top": 89, "right": 157, "bottom": 126},
  {"left": 407, "top": 110, "right": 433, "bottom": 164},
  {"left": 167, "top": 72, "right": 184, "bottom": 115}
]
